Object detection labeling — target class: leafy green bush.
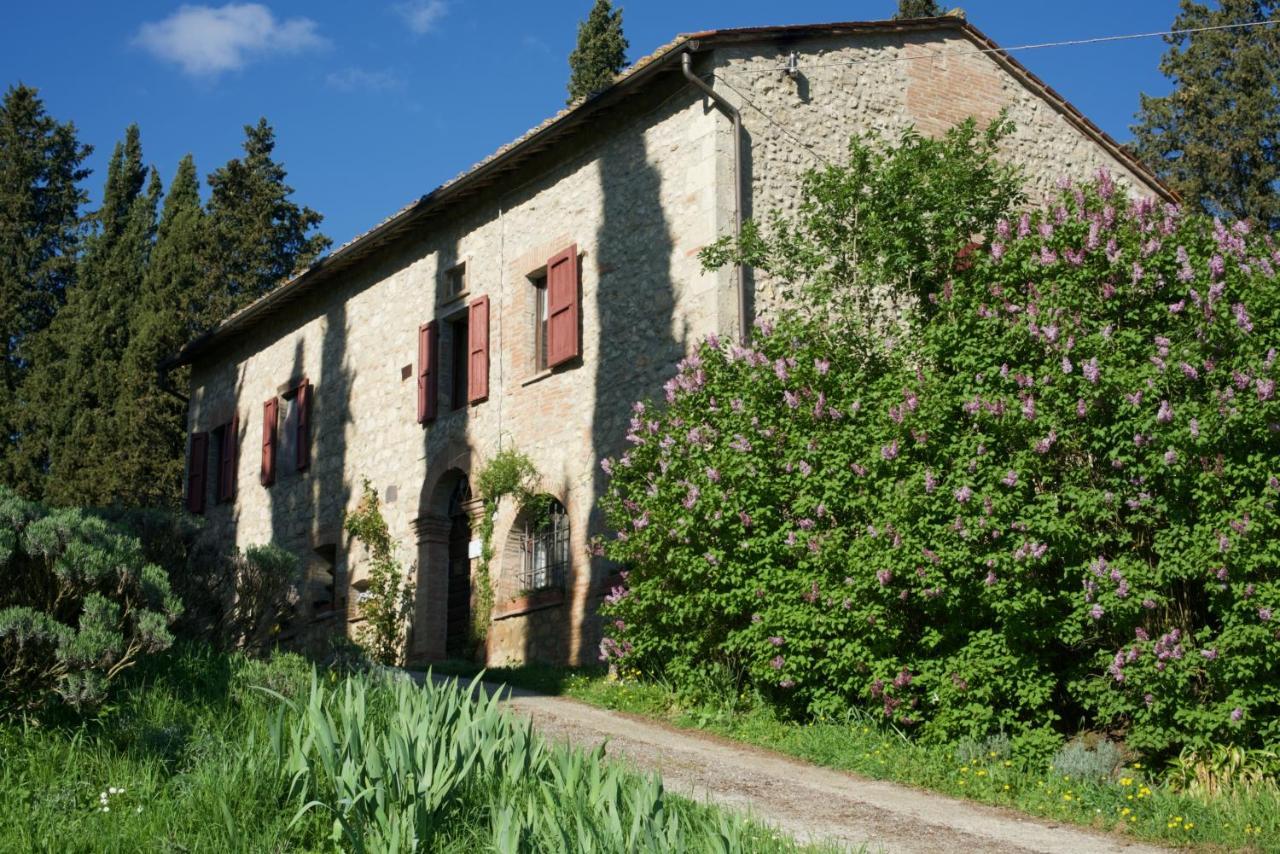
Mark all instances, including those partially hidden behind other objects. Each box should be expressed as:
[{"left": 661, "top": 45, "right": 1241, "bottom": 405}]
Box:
[
  {"left": 0, "top": 486, "right": 181, "bottom": 714},
  {"left": 598, "top": 170, "right": 1280, "bottom": 758},
  {"left": 175, "top": 540, "right": 299, "bottom": 654}
]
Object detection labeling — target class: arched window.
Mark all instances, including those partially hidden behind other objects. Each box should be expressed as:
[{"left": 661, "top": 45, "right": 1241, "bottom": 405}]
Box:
[{"left": 519, "top": 498, "right": 568, "bottom": 592}]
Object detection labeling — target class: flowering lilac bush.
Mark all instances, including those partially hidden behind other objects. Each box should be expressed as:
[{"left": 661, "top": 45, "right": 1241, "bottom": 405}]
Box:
[{"left": 598, "top": 174, "right": 1280, "bottom": 757}]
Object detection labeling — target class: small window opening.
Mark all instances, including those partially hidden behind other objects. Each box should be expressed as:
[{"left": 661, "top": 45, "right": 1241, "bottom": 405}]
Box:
[
  {"left": 444, "top": 262, "right": 466, "bottom": 299},
  {"left": 532, "top": 272, "right": 549, "bottom": 371},
  {"left": 519, "top": 498, "right": 568, "bottom": 593}
]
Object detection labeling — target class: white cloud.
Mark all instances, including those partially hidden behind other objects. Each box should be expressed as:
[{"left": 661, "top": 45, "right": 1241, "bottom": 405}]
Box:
[
  {"left": 135, "top": 4, "right": 326, "bottom": 76},
  {"left": 394, "top": 0, "right": 447, "bottom": 35},
  {"left": 326, "top": 67, "right": 404, "bottom": 93}
]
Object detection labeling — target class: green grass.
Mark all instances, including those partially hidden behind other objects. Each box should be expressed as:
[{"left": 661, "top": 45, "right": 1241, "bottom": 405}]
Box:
[
  {"left": 0, "top": 647, "right": 836, "bottom": 853},
  {"left": 431, "top": 660, "right": 1280, "bottom": 853}
]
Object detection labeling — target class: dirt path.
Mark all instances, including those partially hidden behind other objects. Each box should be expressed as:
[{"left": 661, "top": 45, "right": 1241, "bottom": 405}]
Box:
[{"left": 425, "top": 675, "right": 1166, "bottom": 854}]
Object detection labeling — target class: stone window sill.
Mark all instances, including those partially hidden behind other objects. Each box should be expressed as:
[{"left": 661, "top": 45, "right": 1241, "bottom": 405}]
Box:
[
  {"left": 520, "top": 369, "right": 554, "bottom": 387},
  {"left": 493, "top": 587, "right": 565, "bottom": 620}
]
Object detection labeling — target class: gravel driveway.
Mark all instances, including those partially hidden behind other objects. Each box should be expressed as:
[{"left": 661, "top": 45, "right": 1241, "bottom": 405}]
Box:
[{"left": 423, "top": 675, "right": 1168, "bottom": 854}]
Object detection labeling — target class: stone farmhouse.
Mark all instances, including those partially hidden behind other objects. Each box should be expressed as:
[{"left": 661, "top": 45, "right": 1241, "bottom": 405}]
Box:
[{"left": 170, "top": 15, "right": 1170, "bottom": 666}]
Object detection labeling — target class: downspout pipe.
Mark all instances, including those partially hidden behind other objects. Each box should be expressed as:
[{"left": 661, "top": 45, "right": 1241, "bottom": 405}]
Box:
[
  {"left": 157, "top": 362, "right": 189, "bottom": 405},
  {"left": 682, "top": 50, "right": 749, "bottom": 343}
]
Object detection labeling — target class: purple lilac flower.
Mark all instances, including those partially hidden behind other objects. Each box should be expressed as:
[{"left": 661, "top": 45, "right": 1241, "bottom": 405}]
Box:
[
  {"left": 1261, "top": 608, "right": 1273, "bottom": 622},
  {"left": 924, "top": 469, "right": 938, "bottom": 493},
  {"left": 706, "top": 467, "right": 721, "bottom": 483},
  {"left": 815, "top": 358, "right": 830, "bottom": 375},
  {"left": 1002, "top": 470, "right": 1018, "bottom": 487},
  {"left": 1234, "top": 303, "right": 1254, "bottom": 332},
  {"left": 600, "top": 457, "right": 614, "bottom": 475},
  {"left": 1258, "top": 379, "right": 1276, "bottom": 401},
  {"left": 1061, "top": 357, "right": 1074, "bottom": 374},
  {"left": 881, "top": 440, "right": 899, "bottom": 461},
  {"left": 1034, "top": 430, "right": 1058, "bottom": 454},
  {"left": 1077, "top": 398, "right": 1088, "bottom": 418},
  {"left": 1143, "top": 598, "right": 1157, "bottom": 610},
  {"left": 683, "top": 485, "right": 700, "bottom": 509},
  {"left": 1022, "top": 396, "right": 1037, "bottom": 421},
  {"left": 876, "top": 569, "right": 892, "bottom": 586},
  {"left": 770, "top": 655, "right": 784, "bottom": 670},
  {"left": 1157, "top": 400, "right": 1174, "bottom": 424},
  {"left": 1209, "top": 254, "right": 1226, "bottom": 279},
  {"left": 783, "top": 390, "right": 799, "bottom": 408},
  {"left": 797, "top": 460, "right": 812, "bottom": 477},
  {"left": 1164, "top": 449, "right": 1177, "bottom": 465},
  {"left": 1089, "top": 605, "right": 1105, "bottom": 620},
  {"left": 1202, "top": 648, "right": 1219, "bottom": 660},
  {"left": 769, "top": 636, "right": 784, "bottom": 647},
  {"left": 954, "top": 486, "right": 973, "bottom": 504},
  {"left": 1232, "top": 708, "right": 1244, "bottom": 722}
]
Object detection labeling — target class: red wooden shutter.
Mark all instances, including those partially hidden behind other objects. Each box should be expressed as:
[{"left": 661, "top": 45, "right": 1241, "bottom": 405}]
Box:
[
  {"left": 295, "top": 379, "right": 311, "bottom": 471},
  {"left": 546, "top": 244, "right": 580, "bottom": 368},
  {"left": 468, "top": 296, "right": 490, "bottom": 403},
  {"left": 418, "top": 321, "right": 438, "bottom": 423},
  {"left": 261, "top": 398, "right": 278, "bottom": 486},
  {"left": 186, "top": 432, "right": 208, "bottom": 514}
]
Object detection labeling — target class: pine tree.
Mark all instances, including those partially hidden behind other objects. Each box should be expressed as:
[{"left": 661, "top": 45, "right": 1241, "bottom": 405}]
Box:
[
  {"left": 204, "top": 119, "right": 330, "bottom": 317},
  {"left": 567, "top": 0, "right": 628, "bottom": 104},
  {"left": 112, "top": 155, "right": 207, "bottom": 507},
  {"left": 894, "top": 0, "right": 943, "bottom": 18},
  {"left": 1132, "top": 0, "right": 1280, "bottom": 229},
  {"left": 0, "top": 85, "right": 91, "bottom": 494},
  {"left": 23, "top": 126, "right": 159, "bottom": 505}
]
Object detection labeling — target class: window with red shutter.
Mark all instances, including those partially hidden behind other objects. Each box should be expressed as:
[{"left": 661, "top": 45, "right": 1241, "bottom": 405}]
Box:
[
  {"left": 468, "top": 295, "right": 489, "bottom": 403},
  {"left": 186, "top": 432, "right": 208, "bottom": 514},
  {"left": 418, "top": 321, "right": 438, "bottom": 423},
  {"left": 546, "top": 244, "right": 580, "bottom": 368},
  {"left": 215, "top": 415, "right": 239, "bottom": 502},
  {"left": 261, "top": 398, "right": 278, "bottom": 486},
  {"left": 295, "top": 379, "right": 311, "bottom": 471}
]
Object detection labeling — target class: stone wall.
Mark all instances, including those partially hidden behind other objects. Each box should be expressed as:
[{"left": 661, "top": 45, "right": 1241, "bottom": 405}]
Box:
[
  {"left": 706, "top": 29, "right": 1159, "bottom": 316},
  {"left": 189, "top": 74, "right": 725, "bottom": 667},
  {"left": 185, "top": 26, "right": 1164, "bottom": 669}
]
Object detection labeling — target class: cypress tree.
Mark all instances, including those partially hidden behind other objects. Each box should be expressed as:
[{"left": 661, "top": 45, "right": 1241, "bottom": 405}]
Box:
[
  {"left": 0, "top": 85, "right": 91, "bottom": 494},
  {"left": 1132, "top": 0, "right": 1280, "bottom": 228},
  {"left": 204, "top": 118, "right": 330, "bottom": 317},
  {"left": 567, "top": 0, "right": 628, "bottom": 104},
  {"left": 113, "top": 154, "right": 206, "bottom": 507},
  {"left": 894, "top": 0, "right": 943, "bottom": 18},
  {"left": 23, "top": 126, "right": 159, "bottom": 505}
]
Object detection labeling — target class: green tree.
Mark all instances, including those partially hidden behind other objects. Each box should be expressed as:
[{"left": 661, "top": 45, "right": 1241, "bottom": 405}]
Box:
[
  {"left": 1132, "top": 0, "right": 1280, "bottom": 229},
  {"left": 567, "top": 0, "right": 628, "bottom": 103},
  {"left": 112, "top": 155, "right": 208, "bottom": 507},
  {"left": 894, "top": 0, "right": 943, "bottom": 18},
  {"left": 204, "top": 118, "right": 330, "bottom": 316},
  {"left": 22, "top": 126, "right": 160, "bottom": 506},
  {"left": 0, "top": 85, "right": 91, "bottom": 494}
]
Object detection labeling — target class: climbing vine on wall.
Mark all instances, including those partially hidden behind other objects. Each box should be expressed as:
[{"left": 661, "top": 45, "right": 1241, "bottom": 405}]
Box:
[{"left": 472, "top": 446, "right": 541, "bottom": 644}]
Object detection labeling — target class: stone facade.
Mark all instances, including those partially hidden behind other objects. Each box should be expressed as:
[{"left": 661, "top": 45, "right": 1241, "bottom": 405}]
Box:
[{"left": 180, "top": 20, "right": 1166, "bottom": 667}]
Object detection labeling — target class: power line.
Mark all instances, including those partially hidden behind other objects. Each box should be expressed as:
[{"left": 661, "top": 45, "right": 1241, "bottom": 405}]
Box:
[{"left": 786, "top": 18, "right": 1279, "bottom": 70}]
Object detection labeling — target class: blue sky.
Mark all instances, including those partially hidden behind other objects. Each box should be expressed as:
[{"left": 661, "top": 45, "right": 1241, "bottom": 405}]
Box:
[{"left": 5, "top": 1, "right": 1182, "bottom": 247}]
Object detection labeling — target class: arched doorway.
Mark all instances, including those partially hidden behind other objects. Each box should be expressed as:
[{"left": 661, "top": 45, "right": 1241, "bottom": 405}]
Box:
[{"left": 445, "top": 476, "right": 472, "bottom": 657}]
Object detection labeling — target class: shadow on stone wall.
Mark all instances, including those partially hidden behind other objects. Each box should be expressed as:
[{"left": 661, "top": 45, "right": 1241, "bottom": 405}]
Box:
[
  {"left": 578, "top": 114, "right": 683, "bottom": 668},
  {"left": 413, "top": 235, "right": 478, "bottom": 665}
]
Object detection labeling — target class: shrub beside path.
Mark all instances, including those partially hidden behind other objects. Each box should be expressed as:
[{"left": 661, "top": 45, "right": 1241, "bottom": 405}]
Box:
[{"left": 424, "top": 674, "right": 1166, "bottom": 854}]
